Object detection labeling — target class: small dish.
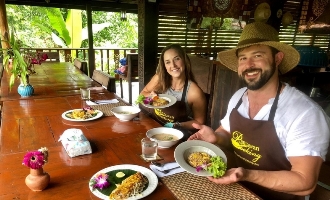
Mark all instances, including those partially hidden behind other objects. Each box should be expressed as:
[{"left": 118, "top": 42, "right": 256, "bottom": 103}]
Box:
[
  {"left": 111, "top": 106, "right": 140, "bottom": 121},
  {"left": 146, "top": 127, "right": 184, "bottom": 148}
]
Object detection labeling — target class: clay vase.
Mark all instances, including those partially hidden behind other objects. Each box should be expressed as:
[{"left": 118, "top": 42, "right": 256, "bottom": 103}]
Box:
[{"left": 25, "top": 168, "right": 50, "bottom": 191}]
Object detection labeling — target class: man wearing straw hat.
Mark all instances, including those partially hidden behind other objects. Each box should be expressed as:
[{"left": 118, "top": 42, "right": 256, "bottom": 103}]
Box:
[{"left": 189, "top": 22, "right": 330, "bottom": 199}]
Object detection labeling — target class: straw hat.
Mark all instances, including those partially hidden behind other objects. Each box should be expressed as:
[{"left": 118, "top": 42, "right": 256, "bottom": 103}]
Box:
[{"left": 217, "top": 22, "right": 300, "bottom": 74}]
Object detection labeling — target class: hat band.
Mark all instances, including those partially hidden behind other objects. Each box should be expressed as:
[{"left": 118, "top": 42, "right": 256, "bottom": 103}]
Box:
[{"left": 238, "top": 38, "right": 275, "bottom": 46}]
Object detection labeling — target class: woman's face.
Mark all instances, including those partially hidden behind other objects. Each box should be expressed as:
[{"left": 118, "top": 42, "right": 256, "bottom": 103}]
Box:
[{"left": 163, "top": 48, "right": 185, "bottom": 78}]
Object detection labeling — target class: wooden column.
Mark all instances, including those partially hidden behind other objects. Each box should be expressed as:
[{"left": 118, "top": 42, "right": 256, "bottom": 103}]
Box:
[
  {"left": 86, "top": 3, "right": 95, "bottom": 78},
  {"left": 137, "top": 0, "right": 159, "bottom": 91},
  {"left": 0, "top": 0, "right": 10, "bottom": 49}
]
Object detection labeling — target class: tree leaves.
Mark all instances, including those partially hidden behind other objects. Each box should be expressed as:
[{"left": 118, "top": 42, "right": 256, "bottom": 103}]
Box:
[{"left": 45, "top": 7, "right": 71, "bottom": 46}]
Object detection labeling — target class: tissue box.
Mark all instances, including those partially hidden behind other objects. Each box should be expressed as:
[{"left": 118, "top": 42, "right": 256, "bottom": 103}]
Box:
[{"left": 58, "top": 128, "right": 92, "bottom": 157}]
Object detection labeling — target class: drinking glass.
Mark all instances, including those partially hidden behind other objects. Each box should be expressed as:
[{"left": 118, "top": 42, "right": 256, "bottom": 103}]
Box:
[
  {"left": 141, "top": 138, "right": 158, "bottom": 160},
  {"left": 80, "top": 88, "right": 90, "bottom": 100}
]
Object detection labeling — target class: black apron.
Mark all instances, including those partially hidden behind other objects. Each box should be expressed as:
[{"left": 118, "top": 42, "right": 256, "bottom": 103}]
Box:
[{"left": 229, "top": 82, "right": 304, "bottom": 200}]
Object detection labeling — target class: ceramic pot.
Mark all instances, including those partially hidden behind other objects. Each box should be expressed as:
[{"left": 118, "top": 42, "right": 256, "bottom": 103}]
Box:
[
  {"left": 25, "top": 168, "right": 50, "bottom": 191},
  {"left": 18, "top": 84, "right": 34, "bottom": 97}
]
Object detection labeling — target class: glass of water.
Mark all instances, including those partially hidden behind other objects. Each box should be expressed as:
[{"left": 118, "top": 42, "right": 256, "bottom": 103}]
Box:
[
  {"left": 141, "top": 138, "right": 158, "bottom": 160},
  {"left": 80, "top": 88, "right": 90, "bottom": 100}
]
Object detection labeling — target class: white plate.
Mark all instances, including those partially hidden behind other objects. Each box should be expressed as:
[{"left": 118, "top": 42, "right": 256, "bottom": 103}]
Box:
[
  {"left": 141, "top": 94, "right": 177, "bottom": 109},
  {"left": 174, "top": 140, "right": 227, "bottom": 176},
  {"left": 89, "top": 164, "right": 158, "bottom": 200},
  {"left": 61, "top": 109, "right": 103, "bottom": 121}
]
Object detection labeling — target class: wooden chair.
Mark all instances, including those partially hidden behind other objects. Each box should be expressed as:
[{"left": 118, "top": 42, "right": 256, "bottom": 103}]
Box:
[
  {"left": 118, "top": 53, "right": 139, "bottom": 104},
  {"left": 73, "top": 58, "right": 88, "bottom": 75},
  {"left": 188, "top": 55, "right": 217, "bottom": 127},
  {"left": 44, "top": 51, "right": 60, "bottom": 62},
  {"left": 92, "top": 70, "right": 116, "bottom": 92}
]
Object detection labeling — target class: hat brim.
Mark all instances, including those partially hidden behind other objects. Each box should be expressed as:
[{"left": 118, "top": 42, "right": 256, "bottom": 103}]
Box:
[{"left": 217, "top": 41, "right": 300, "bottom": 74}]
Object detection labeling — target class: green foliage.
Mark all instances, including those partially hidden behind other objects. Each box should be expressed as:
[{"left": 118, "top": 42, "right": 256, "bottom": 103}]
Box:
[
  {"left": 1, "top": 29, "right": 29, "bottom": 89},
  {"left": 5, "top": 5, "right": 138, "bottom": 49},
  {"left": 45, "top": 8, "right": 71, "bottom": 45}
]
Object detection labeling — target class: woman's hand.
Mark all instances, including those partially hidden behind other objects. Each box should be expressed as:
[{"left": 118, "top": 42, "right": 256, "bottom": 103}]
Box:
[
  {"left": 188, "top": 123, "right": 217, "bottom": 143},
  {"left": 207, "top": 167, "right": 246, "bottom": 184}
]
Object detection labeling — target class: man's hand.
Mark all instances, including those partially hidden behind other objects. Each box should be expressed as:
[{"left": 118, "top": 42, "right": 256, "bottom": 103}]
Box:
[
  {"left": 188, "top": 123, "right": 217, "bottom": 143},
  {"left": 207, "top": 167, "right": 246, "bottom": 184}
]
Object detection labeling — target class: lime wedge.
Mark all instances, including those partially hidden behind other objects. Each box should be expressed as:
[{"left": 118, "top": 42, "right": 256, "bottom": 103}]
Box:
[{"left": 116, "top": 172, "right": 125, "bottom": 178}]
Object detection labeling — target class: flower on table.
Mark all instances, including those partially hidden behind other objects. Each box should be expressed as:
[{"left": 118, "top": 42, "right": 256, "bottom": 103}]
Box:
[
  {"left": 90, "top": 173, "right": 110, "bottom": 190},
  {"left": 22, "top": 147, "right": 49, "bottom": 169}
]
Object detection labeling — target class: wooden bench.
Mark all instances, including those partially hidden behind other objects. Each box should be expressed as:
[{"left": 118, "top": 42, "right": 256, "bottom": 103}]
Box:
[
  {"left": 92, "top": 70, "right": 116, "bottom": 92},
  {"left": 73, "top": 58, "right": 88, "bottom": 75},
  {"left": 118, "top": 53, "right": 139, "bottom": 104}
]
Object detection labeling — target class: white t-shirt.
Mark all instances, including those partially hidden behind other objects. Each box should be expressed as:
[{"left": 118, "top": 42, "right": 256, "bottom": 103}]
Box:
[{"left": 221, "top": 83, "right": 330, "bottom": 160}]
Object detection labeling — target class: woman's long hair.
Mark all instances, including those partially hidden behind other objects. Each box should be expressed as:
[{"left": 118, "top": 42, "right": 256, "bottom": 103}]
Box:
[{"left": 155, "top": 44, "right": 196, "bottom": 93}]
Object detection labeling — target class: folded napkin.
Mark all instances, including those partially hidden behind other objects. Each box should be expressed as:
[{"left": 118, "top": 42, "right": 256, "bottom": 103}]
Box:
[
  {"left": 87, "top": 86, "right": 104, "bottom": 91},
  {"left": 86, "top": 99, "right": 119, "bottom": 105},
  {"left": 149, "top": 162, "right": 185, "bottom": 177}
]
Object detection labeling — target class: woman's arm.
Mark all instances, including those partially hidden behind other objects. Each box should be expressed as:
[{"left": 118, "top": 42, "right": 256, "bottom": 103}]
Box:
[
  {"left": 140, "top": 75, "right": 159, "bottom": 97},
  {"left": 181, "top": 82, "right": 207, "bottom": 129}
]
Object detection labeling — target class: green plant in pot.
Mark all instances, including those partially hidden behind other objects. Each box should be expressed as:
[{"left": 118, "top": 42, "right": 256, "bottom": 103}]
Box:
[{"left": 1, "top": 29, "right": 35, "bottom": 96}]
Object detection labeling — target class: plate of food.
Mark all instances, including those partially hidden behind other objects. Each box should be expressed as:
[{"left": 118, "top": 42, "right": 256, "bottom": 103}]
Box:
[
  {"left": 61, "top": 106, "right": 103, "bottom": 121},
  {"left": 136, "top": 94, "right": 177, "bottom": 109},
  {"left": 174, "top": 140, "right": 227, "bottom": 177},
  {"left": 89, "top": 164, "right": 158, "bottom": 200}
]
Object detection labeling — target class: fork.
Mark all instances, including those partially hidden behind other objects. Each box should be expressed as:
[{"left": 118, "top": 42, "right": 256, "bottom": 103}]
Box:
[{"left": 155, "top": 166, "right": 181, "bottom": 174}]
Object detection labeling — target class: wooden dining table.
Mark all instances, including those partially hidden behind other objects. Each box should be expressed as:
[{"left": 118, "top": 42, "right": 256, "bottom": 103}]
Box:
[{"left": 0, "top": 62, "right": 261, "bottom": 200}]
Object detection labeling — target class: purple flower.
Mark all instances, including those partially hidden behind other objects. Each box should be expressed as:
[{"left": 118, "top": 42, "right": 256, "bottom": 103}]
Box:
[
  {"left": 22, "top": 151, "right": 45, "bottom": 169},
  {"left": 92, "top": 173, "right": 110, "bottom": 190},
  {"left": 195, "top": 163, "right": 209, "bottom": 172},
  {"left": 143, "top": 97, "right": 153, "bottom": 105}
]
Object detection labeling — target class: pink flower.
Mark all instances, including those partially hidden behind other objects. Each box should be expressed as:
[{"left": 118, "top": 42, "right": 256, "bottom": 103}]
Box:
[
  {"left": 91, "top": 173, "right": 110, "bottom": 190},
  {"left": 41, "top": 53, "right": 48, "bottom": 61},
  {"left": 22, "top": 147, "right": 48, "bottom": 169},
  {"left": 22, "top": 151, "right": 45, "bottom": 169}
]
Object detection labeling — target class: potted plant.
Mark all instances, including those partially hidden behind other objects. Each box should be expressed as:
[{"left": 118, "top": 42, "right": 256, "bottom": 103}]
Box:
[{"left": 1, "top": 29, "right": 47, "bottom": 96}]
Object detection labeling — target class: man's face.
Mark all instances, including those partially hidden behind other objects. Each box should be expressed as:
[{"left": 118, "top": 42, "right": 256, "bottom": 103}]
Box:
[{"left": 237, "top": 45, "right": 277, "bottom": 90}]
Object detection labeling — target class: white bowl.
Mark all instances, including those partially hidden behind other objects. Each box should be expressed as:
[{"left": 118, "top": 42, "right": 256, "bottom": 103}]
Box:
[
  {"left": 146, "top": 127, "right": 184, "bottom": 148},
  {"left": 111, "top": 106, "right": 140, "bottom": 121}
]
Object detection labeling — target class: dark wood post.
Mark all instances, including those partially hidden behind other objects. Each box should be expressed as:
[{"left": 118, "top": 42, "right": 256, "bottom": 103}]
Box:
[
  {"left": 137, "top": 0, "right": 159, "bottom": 92},
  {"left": 0, "top": 0, "right": 10, "bottom": 49}
]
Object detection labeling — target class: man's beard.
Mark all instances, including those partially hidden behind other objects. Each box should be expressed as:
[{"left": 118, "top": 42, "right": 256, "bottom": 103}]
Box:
[{"left": 239, "top": 60, "right": 276, "bottom": 90}]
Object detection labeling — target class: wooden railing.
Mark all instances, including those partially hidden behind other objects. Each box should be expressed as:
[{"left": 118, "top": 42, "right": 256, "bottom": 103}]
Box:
[{"left": 22, "top": 47, "right": 138, "bottom": 76}]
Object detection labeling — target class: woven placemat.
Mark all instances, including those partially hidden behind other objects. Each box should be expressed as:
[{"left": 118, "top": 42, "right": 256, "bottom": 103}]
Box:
[
  {"left": 89, "top": 101, "right": 127, "bottom": 116},
  {"left": 161, "top": 172, "right": 260, "bottom": 200}
]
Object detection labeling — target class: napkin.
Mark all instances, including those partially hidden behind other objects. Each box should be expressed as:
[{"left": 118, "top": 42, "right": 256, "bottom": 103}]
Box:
[
  {"left": 86, "top": 99, "right": 119, "bottom": 105},
  {"left": 58, "top": 128, "right": 92, "bottom": 158},
  {"left": 149, "top": 162, "right": 185, "bottom": 177}
]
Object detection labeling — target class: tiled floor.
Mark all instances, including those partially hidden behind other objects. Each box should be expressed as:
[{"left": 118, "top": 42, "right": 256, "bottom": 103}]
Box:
[{"left": 115, "top": 81, "right": 140, "bottom": 104}]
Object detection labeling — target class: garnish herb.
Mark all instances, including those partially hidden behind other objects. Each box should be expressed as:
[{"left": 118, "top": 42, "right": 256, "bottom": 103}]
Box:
[{"left": 195, "top": 156, "right": 227, "bottom": 178}]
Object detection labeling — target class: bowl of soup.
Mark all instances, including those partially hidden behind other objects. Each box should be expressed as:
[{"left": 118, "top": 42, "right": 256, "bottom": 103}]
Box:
[
  {"left": 111, "top": 106, "right": 140, "bottom": 121},
  {"left": 146, "top": 127, "right": 184, "bottom": 148}
]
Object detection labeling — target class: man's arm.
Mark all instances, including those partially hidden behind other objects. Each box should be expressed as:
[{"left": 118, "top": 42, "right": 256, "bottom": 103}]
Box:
[{"left": 209, "top": 156, "right": 323, "bottom": 196}]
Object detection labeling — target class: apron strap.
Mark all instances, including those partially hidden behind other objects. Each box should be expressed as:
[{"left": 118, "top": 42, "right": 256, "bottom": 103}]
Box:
[
  {"left": 268, "top": 82, "right": 282, "bottom": 121},
  {"left": 234, "top": 82, "right": 282, "bottom": 121},
  {"left": 181, "top": 79, "right": 188, "bottom": 102}
]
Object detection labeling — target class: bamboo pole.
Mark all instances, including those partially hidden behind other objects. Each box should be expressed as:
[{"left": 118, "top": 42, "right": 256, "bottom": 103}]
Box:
[{"left": 0, "top": 0, "right": 10, "bottom": 49}]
